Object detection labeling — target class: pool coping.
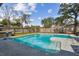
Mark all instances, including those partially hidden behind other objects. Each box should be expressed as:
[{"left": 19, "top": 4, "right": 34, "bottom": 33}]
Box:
[
  {"left": 0, "top": 33, "right": 79, "bottom": 39},
  {"left": 11, "top": 33, "right": 36, "bottom": 38},
  {"left": 11, "top": 33, "right": 79, "bottom": 38}
]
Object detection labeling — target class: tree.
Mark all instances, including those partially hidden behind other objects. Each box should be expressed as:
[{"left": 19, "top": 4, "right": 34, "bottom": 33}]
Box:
[
  {"left": 19, "top": 13, "right": 30, "bottom": 33},
  {"left": 55, "top": 14, "right": 73, "bottom": 33},
  {"left": 30, "top": 26, "right": 40, "bottom": 32},
  {"left": 41, "top": 17, "right": 54, "bottom": 28},
  {"left": 1, "top": 19, "right": 10, "bottom": 25},
  {"left": 59, "top": 3, "right": 79, "bottom": 34},
  {"left": 55, "top": 15, "right": 72, "bottom": 26},
  {"left": 11, "top": 19, "right": 22, "bottom": 28},
  {"left": 0, "top": 4, "right": 16, "bottom": 28},
  {"left": 23, "top": 14, "right": 30, "bottom": 23},
  {"left": 0, "top": 4, "right": 31, "bottom": 28}
]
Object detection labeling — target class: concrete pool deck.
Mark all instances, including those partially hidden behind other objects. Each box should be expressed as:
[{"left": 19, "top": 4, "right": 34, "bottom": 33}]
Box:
[
  {"left": 0, "top": 39, "right": 79, "bottom": 56},
  {"left": 51, "top": 37, "right": 79, "bottom": 53}
]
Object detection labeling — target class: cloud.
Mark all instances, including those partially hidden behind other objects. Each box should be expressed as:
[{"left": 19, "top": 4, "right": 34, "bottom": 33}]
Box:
[
  {"left": 14, "top": 3, "right": 27, "bottom": 11},
  {"left": 25, "top": 12, "right": 32, "bottom": 15},
  {"left": 28, "top": 3, "right": 37, "bottom": 12},
  {"left": 28, "top": 4, "right": 36, "bottom": 10},
  {"left": 38, "top": 17, "right": 42, "bottom": 20},
  {"left": 14, "top": 3, "right": 37, "bottom": 15},
  {"left": 48, "top": 9, "right": 53, "bottom": 14},
  {"left": 0, "top": 13, "right": 4, "bottom": 18},
  {"left": 0, "top": 9, "right": 4, "bottom": 18},
  {"left": 41, "top": 4, "right": 44, "bottom": 6},
  {"left": 30, "top": 19, "right": 34, "bottom": 22},
  {"left": 28, "top": 12, "right": 32, "bottom": 15}
]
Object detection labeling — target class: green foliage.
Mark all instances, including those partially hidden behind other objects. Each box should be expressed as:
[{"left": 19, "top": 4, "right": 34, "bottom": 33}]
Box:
[
  {"left": 21, "top": 14, "right": 30, "bottom": 24},
  {"left": 30, "top": 26, "right": 40, "bottom": 32},
  {"left": 0, "top": 21, "right": 2, "bottom": 24},
  {"left": 58, "top": 3, "right": 79, "bottom": 34},
  {"left": 55, "top": 15, "right": 72, "bottom": 26},
  {"left": 41, "top": 17, "right": 54, "bottom": 28},
  {"left": 0, "top": 5, "right": 30, "bottom": 29},
  {"left": 59, "top": 3, "right": 79, "bottom": 18},
  {"left": 1, "top": 19, "right": 10, "bottom": 25},
  {"left": 11, "top": 19, "right": 22, "bottom": 28},
  {"left": 15, "top": 19, "right": 22, "bottom": 27}
]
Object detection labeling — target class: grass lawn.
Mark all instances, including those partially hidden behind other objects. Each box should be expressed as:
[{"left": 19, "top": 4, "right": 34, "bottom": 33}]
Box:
[
  {"left": 14, "top": 32, "right": 33, "bottom": 36},
  {"left": 14, "top": 32, "right": 54, "bottom": 36}
]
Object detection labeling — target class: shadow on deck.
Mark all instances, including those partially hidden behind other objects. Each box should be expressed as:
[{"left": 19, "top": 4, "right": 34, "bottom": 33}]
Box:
[
  {"left": 71, "top": 45, "right": 79, "bottom": 56},
  {"left": 74, "top": 38, "right": 79, "bottom": 42}
]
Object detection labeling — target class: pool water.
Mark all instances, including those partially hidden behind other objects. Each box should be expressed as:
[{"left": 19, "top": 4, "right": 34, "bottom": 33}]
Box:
[{"left": 12, "top": 33, "right": 74, "bottom": 54}]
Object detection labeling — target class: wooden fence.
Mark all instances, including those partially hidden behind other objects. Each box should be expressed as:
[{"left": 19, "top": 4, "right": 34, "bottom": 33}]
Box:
[
  {"left": 2, "top": 27, "right": 55, "bottom": 34},
  {"left": 2, "top": 27, "right": 78, "bottom": 34}
]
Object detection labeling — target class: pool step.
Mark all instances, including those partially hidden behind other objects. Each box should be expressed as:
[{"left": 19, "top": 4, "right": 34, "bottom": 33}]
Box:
[{"left": 60, "top": 39, "right": 74, "bottom": 53}]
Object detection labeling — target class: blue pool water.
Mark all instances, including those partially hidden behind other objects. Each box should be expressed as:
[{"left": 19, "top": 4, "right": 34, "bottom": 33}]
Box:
[{"left": 12, "top": 33, "right": 74, "bottom": 53}]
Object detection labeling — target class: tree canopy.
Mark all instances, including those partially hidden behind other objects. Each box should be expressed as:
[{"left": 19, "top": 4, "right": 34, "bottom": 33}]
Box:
[
  {"left": 41, "top": 17, "right": 54, "bottom": 28},
  {"left": 58, "top": 3, "right": 79, "bottom": 34}
]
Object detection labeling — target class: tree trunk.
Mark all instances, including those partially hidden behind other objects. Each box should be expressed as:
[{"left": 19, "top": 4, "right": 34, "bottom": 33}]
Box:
[
  {"left": 7, "top": 19, "right": 10, "bottom": 29},
  {"left": 73, "top": 17, "right": 77, "bottom": 35}
]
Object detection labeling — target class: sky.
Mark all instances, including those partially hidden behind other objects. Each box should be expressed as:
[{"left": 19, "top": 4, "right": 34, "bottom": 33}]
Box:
[{"left": 0, "top": 3, "right": 60, "bottom": 26}]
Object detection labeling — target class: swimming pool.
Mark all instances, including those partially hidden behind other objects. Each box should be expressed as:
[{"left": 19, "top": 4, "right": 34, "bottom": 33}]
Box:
[{"left": 12, "top": 33, "right": 74, "bottom": 54}]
